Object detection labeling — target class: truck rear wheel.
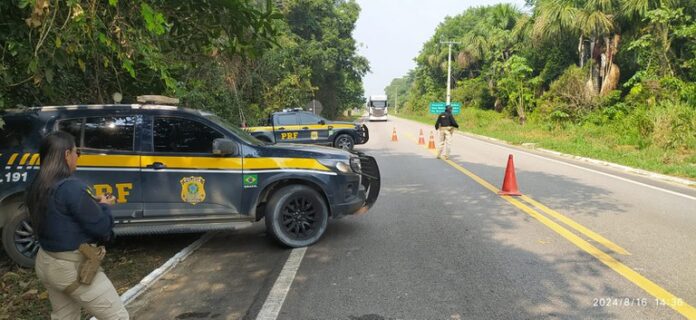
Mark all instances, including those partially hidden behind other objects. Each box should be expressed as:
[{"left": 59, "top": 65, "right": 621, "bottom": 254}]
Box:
[
  {"left": 265, "top": 185, "right": 328, "bottom": 247},
  {"left": 2, "top": 203, "right": 37, "bottom": 268}
]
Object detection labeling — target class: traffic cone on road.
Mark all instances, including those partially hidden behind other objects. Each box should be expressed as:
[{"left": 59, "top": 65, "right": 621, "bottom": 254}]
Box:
[
  {"left": 391, "top": 127, "right": 398, "bottom": 142},
  {"left": 418, "top": 129, "right": 425, "bottom": 145},
  {"left": 427, "top": 131, "right": 436, "bottom": 149},
  {"left": 498, "top": 154, "right": 521, "bottom": 196}
]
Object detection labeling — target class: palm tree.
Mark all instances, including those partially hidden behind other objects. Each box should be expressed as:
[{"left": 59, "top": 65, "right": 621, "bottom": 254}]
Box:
[{"left": 533, "top": 0, "right": 621, "bottom": 95}]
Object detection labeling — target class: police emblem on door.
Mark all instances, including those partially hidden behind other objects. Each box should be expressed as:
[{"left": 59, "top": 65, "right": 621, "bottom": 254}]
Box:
[{"left": 180, "top": 176, "right": 206, "bottom": 205}]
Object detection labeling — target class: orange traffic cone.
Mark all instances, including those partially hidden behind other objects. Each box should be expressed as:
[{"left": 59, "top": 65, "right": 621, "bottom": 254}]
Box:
[
  {"left": 427, "top": 131, "right": 436, "bottom": 149},
  {"left": 418, "top": 129, "right": 425, "bottom": 145},
  {"left": 391, "top": 127, "right": 398, "bottom": 142},
  {"left": 498, "top": 154, "right": 521, "bottom": 196}
]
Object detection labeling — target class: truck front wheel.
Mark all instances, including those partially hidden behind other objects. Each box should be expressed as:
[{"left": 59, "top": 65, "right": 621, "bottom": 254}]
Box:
[
  {"left": 265, "top": 185, "right": 328, "bottom": 247},
  {"left": 2, "top": 204, "right": 37, "bottom": 268}
]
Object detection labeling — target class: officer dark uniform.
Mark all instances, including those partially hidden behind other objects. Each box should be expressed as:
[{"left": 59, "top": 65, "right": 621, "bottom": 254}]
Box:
[
  {"left": 28, "top": 131, "right": 129, "bottom": 320},
  {"left": 434, "top": 105, "right": 459, "bottom": 160},
  {"left": 35, "top": 177, "right": 129, "bottom": 320}
]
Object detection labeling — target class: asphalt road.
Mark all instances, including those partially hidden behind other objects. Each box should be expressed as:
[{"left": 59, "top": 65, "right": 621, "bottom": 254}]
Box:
[{"left": 129, "top": 115, "right": 696, "bottom": 320}]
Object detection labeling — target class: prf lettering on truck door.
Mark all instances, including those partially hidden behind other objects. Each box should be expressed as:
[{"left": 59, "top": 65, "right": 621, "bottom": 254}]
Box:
[
  {"left": 280, "top": 132, "right": 299, "bottom": 140},
  {"left": 92, "top": 183, "right": 133, "bottom": 203}
]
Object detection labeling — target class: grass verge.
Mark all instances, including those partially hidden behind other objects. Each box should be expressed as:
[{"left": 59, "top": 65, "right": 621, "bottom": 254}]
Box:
[
  {"left": 0, "top": 233, "right": 199, "bottom": 319},
  {"left": 395, "top": 109, "right": 696, "bottom": 180}
]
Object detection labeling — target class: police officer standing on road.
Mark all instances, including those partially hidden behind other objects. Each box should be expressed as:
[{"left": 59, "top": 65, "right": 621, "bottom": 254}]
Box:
[
  {"left": 26, "top": 131, "right": 129, "bottom": 320},
  {"left": 434, "top": 105, "right": 459, "bottom": 160}
]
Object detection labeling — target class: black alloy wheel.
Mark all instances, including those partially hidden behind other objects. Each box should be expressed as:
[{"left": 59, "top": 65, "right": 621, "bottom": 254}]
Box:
[
  {"left": 282, "top": 197, "right": 318, "bottom": 238},
  {"left": 2, "top": 207, "right": 37, "bottom": 267},
  {"left": 265, "top": 185, "right": 328, "bottom": 247},
  {"left": 334, "top": 134, "right": 355, "bottom": 150}
]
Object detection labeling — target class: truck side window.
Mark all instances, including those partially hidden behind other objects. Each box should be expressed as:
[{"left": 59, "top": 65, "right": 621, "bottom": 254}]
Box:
[
  {"left": 299, "top": 113, "right": 321, "bottom": 125},
  {"left": 153, "top": 117, "right": 223, "bottom": 153},
  {"left": 83, "top": 116, "right": 136, "bottom": 151},
  {"left": 274, "top": 114, "right": 298, "bottom": 126}
]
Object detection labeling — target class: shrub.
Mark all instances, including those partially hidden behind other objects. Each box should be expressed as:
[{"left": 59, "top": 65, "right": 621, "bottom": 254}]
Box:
[
  {"left": 451, "top": 77, "right": 493, "bottom": 109},
  {"left": 536, "top": 66, "right": 598, "bottom": 123},
  {"left": 647, "top": 101, "right": 696, "bottom": 150}
]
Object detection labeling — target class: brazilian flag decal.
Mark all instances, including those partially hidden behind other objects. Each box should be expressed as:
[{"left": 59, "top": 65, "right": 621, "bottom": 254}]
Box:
[{"left": 243, "top": 174, "right": 258, "bottom": 188}]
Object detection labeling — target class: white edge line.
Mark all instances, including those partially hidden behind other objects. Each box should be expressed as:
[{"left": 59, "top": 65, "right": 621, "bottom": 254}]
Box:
[
  {"left": 462, "top": 134, "right": 696, "bottom": 202},
  {"left": 255, "top": 247, "right": 307, "bottom": 320},
  {"left": 534, "top": 146, "right": 696, "bottom": 186},
  {"left": 121, "top": 232, "right": 214, "bottom": 305},
  {"left": 394, "top": 116, "right": 696, "bottom": 201}
]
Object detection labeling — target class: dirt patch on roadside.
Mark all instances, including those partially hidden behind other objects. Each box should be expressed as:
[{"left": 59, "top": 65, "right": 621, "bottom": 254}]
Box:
[{"left": 1, "top": 233, "right": 200, "bottom": 319}]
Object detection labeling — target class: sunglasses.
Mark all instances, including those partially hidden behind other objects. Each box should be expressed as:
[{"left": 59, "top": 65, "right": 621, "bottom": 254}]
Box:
[{"left": 69, "top": 148, "right": 81, "bottom": 157}]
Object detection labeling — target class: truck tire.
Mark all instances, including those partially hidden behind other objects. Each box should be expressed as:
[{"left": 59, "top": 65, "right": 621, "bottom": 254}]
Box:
[
  {"left": 334, "top": 134, "right": 355, "bottom": 150},
  {"left": 264, "top": 185, "right": 328, "bottom": 248},
  {"left": 2, "top": 204, "right": 37, "bottom": 268}
]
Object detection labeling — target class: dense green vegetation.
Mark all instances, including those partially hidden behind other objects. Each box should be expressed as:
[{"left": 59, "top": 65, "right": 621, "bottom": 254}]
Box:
[
  {"left": 386, "top": 2, "right": 696, "bottom": 179},
  {"left": 0, "top": 0, "right": 367, "bottom": 122}
]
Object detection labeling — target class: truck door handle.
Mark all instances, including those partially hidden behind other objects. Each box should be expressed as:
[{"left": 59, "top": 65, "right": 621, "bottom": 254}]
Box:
[
  {"left": 328, "top": 126, "right": 334, "bottom": 129},
  {"left": 302, "top": 127, "right": 309, "bottom": 130},
  {"left": 147, "top": 162, "right": 167, "bottom": 170},
  {"left": 278, "top": 127, "right": 285, "bottom": 130}
]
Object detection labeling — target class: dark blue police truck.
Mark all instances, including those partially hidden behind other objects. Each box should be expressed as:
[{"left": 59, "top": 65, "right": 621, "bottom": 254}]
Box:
[{"left": 0, "top": 102, "right": 380, "bottom": 267}]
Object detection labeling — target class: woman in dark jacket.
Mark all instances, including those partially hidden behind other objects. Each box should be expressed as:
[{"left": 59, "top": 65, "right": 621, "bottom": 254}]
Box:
[{"left": 26, "top": 131, "right": 128, "bottom": 319}]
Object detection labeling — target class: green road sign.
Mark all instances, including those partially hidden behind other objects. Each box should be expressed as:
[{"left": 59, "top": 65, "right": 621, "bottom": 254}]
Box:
[{"left": 429, "top": 102, "right": 461, "bottom": 115}]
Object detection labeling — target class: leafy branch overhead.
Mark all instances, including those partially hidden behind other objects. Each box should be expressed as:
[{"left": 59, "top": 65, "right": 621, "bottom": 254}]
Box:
[{"left": 1, "top": 0, "right": 366, "bottom": 123}]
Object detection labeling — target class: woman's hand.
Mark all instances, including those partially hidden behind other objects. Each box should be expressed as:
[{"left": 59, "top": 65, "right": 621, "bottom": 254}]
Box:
[{"left": 97, "top": 193, "right": 116, "bottom": 205}]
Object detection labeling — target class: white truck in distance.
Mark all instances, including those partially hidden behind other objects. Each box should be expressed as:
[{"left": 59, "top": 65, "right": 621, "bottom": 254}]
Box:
[{"left": 367, "top": 95, "right": 388, "bottom": 121}]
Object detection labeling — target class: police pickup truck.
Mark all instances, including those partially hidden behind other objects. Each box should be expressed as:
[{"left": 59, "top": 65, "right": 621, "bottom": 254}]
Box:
[
  {"left": 0, "top": 102, "right": 380, "bottom": 267},
  {"left": 245, "top": 110, "right": 369, "bottom": 150}
]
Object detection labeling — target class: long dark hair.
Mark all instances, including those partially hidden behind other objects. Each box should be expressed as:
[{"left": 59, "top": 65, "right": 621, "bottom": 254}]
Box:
[{"left": 25, "top": 131, "right": 75, "bottom": 234}]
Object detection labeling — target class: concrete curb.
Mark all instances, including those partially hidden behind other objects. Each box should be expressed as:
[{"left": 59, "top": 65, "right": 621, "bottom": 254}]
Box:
[
  {"left": 89, "top": 232, "right": 215, "bottom": 319},
  {"left": 121, "top": 232, "right": 214, "bottom": 305},
  {"left": 393, "top": 115, "right": 695, "bottom": 188}
]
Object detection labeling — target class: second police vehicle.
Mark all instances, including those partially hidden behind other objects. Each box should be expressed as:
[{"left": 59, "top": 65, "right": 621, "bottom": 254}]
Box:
[{"left": 244, "top": 109, "right": 369, "bottom": 150}]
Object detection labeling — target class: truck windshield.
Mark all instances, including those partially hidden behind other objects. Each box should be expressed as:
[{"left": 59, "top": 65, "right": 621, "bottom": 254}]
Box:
[
  {"left": 204, "top": 115, "right": 265, "bottom": 146},
  {"left": 370, "top": 101, "right": 386, "bottom": 108}
]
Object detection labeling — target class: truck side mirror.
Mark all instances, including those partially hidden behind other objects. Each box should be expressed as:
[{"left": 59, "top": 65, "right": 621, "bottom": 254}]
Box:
[
  {"left": 213, "top": 138, "right": 239, "bottom": 156},
  {"left": 319, "top": 120, "right": 325, "bottom": 125}
]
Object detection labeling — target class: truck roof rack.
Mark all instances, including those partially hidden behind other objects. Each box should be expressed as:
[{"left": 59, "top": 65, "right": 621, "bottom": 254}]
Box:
[{"left": 137, "top": 95, "right": 179, "bottom": 105}]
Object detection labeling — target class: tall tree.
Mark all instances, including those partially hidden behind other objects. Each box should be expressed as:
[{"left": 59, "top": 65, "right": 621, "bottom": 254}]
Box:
[{"left": 279, "top": 0, "right": 369, "bottom": 119}]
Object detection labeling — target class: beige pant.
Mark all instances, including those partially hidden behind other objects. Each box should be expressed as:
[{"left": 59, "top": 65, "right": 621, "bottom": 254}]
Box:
[
  {"left": 437, "top": 126, "right": 455, "bottom": 158},
  {"left": 35, "top": 248, "right": 129, "bottom": 320}
]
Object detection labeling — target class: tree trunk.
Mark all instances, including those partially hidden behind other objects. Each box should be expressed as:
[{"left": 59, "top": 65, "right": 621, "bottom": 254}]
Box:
[
  {"left": 599, "top": 34, "right": 621, "bottom": 96},
  {"left": 600, "top": 63, "right": 620, "bottom": 96},
  {"left": 494, "top": 97, "right": 503, "bottom": 112},
  {"left": 517, "top": 84, "right": 526, "bottom": 125},
  {"left": 578, "top": 35, "right": 584, "bottom": 67}
]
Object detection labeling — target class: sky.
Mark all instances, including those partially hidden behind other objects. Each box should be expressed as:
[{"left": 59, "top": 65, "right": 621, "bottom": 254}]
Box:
[{"left": 353, "top": 0, "right": 527, "bottom": 97}]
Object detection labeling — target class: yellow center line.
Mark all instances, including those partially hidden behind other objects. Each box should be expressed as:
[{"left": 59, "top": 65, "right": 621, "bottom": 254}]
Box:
[
  {"left": 405, "top": 129, "right": 630, "bottom": 255},
  {"left": 519, "top": 195, "right": 630, "bottom": 255},
  {"left": 398, "top": 126, "right": 695, "bottom": 318}
]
